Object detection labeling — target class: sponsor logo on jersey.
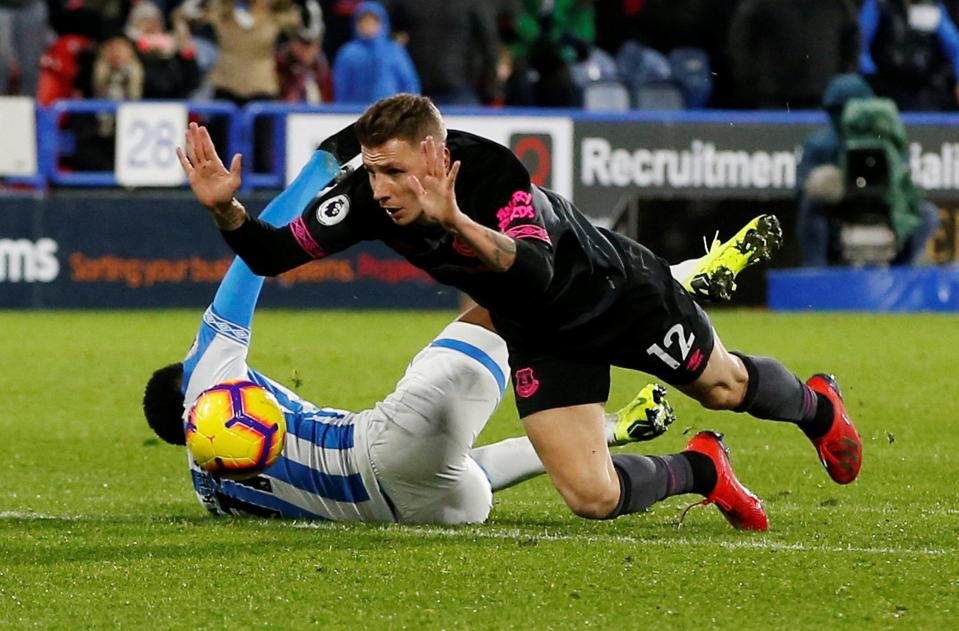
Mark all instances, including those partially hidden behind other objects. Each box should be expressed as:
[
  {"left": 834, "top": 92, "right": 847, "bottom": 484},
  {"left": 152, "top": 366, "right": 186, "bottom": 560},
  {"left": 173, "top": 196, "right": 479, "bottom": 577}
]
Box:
[
  {"left": 514, "top": 367, "right": 540, "bottom": 398},
  {"left": 496, "top": 190, "right": 535, "bottom": 231},
  {"left": 316, "top": 195, "right": 350, "bottom": 226}
]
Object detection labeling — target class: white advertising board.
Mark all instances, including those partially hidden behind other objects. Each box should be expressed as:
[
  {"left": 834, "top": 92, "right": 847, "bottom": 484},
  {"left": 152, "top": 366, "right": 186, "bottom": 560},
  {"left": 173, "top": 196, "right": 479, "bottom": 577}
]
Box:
[
  {"left": 0, "top": 97, "right": 38, "bottom": 177},
  {"left": 285, "top": 112, "right": 574, "bottom": 199},
  {"left": 115, "top": 102, "right": 188, "bottom": 187}
]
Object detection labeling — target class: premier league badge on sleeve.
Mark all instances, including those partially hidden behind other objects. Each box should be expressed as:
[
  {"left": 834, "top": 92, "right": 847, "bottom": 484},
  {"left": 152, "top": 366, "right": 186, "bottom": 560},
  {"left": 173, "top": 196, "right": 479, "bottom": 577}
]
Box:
[{"left": 316, "top": 194, "right": 350, "bottom": 226}]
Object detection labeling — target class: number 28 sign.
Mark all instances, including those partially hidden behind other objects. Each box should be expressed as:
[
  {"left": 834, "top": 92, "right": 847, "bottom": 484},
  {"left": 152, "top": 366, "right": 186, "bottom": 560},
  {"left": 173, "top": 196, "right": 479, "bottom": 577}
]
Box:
[{"left": 115, "top": 103, "right": 188, "bottom": 187}]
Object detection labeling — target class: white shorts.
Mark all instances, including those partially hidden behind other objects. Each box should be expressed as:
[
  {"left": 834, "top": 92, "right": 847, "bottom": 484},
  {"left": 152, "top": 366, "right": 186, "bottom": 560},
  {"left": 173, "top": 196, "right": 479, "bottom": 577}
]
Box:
[{"left": 363, "top": 321, "right": 509, "bottom": 524}]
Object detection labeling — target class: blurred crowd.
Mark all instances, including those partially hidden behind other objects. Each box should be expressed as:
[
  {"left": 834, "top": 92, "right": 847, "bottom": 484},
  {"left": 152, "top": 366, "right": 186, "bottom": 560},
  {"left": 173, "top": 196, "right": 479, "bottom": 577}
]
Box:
[{"left": 3, "top": 0, "right": 959, "bottom": 112}]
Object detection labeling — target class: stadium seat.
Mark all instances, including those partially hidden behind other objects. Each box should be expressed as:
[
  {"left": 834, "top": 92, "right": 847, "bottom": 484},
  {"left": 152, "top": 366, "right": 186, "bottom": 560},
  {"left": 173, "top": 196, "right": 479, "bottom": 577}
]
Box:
[
  {"left": 669, "top": 47, "right": 713, "bottom": 108},
  {"left": 570, "top": 47, "right": 620, "bottom": 90},
  {"left": 583, "top": 80, "right": 631, "bottom": 111},
  {"left": 615, "top": 40, "right": 672, "bottom": 91},
  {"left": 632, "top": 82, "right": 686, "bottom": 110}
]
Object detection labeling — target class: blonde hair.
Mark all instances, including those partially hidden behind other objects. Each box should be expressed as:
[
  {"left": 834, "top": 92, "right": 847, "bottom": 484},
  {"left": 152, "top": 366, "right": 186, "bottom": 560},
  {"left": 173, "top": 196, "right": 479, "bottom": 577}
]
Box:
[{"left": 355, "top": 94, "right": 446, "bottom": 148}]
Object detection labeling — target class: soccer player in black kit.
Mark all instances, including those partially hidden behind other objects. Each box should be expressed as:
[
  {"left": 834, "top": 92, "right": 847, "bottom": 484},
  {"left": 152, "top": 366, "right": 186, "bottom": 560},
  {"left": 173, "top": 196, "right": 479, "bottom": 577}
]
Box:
[{"left": 177, "top": 94, "right": 862, "bottom": 529}]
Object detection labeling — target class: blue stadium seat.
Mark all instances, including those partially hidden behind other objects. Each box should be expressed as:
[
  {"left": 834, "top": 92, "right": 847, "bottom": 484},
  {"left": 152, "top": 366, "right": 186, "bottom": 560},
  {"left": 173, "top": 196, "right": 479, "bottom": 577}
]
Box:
[
  {"left": 632, "top": 82, "right": 685, "bottom": 110},
  {"left": 669, "top": 47, "right": 713, "bottom": 108},
  {"left": 570, "top": 47, "right": 620, "bottom": 90},
  {"left": 615, "top": 40, "right": 672, "bottom": 91},
  {"left": 583, "top": 80, "right": 631, "bottom": 111}
]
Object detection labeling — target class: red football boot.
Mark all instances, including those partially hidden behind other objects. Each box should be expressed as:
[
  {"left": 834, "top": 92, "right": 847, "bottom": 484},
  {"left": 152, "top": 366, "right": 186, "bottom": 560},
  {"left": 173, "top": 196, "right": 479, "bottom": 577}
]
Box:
[
  {"left": 805, "top": 373, "right": 863, "bottom": 484},
  {"left": 683, "top": 431, "right": 768, "bottom": 531}
]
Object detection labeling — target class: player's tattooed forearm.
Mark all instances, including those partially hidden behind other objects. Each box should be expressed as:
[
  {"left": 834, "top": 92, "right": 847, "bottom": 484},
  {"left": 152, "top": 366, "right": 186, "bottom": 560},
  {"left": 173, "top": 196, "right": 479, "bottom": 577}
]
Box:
[
  {"left": 447, "top": 218, "right": 517, "bottom": 272},
  {"left": 486, "top": 230, "right": 517, "bottom": 272},
  {"left": 212, "top": 198, "right": 248, "bottom": 231}
]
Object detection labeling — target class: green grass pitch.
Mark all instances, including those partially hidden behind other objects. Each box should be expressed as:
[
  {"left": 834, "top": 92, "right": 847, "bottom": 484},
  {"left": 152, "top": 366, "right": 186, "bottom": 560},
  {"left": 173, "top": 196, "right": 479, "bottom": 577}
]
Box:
[{"left": 0, "top": 309, "right": 956, "bottom": 628}]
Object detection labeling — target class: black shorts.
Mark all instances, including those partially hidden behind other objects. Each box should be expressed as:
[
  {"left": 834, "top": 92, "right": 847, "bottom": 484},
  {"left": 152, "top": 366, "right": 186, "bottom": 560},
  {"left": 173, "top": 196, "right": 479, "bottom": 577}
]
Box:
[{"left": 507, "top": 267, "right": 714, "bottom": 419}]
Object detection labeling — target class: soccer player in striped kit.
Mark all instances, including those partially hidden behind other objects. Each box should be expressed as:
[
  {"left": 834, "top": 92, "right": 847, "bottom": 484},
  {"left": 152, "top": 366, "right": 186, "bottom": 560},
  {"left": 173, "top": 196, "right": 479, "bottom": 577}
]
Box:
[{"left": 145, "top": 144, "right": 767, "bottom": 528}]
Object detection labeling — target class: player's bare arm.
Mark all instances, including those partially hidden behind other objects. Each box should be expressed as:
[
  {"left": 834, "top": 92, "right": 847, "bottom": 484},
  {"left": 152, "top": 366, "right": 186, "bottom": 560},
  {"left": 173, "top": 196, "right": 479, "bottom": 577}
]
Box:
[
  {"left": 409, "top": 136, "right": 517, "bottom": 273},
  {"left": 176, "top": 122, "right": 247, "bottom": 231},
  {"left": 444, "top": 214, "right": 518, "bottom": 272}
]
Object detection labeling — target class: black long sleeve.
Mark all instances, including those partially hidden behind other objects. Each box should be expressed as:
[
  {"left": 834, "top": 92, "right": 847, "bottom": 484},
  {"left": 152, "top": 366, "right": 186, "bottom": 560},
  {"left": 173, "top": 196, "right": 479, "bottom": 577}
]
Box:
[
  {"left": 220, "top": 217, "right": 313, "bottom": 277},
  {"left": 500, "top": 238, "right": 554, "bottom": 295}
]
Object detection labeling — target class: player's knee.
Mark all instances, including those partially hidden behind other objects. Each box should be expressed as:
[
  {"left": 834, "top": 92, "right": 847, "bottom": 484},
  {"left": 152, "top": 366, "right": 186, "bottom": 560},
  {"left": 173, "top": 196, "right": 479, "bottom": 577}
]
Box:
[
  {"left": 561, "top": 486, "right": 620, "bottom": 520},
  {"left": 696, "top": 384, "right": 742, "bottom": 411},
  {"left": 693, "top": 364, "right": 749, "bottom": 411}
]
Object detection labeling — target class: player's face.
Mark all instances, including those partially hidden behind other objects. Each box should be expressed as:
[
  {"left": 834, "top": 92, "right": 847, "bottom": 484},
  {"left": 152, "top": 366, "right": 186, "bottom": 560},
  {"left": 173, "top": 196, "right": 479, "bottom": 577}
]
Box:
[{"left": 362, "top": 137, "right": 435, "bottom": 227}]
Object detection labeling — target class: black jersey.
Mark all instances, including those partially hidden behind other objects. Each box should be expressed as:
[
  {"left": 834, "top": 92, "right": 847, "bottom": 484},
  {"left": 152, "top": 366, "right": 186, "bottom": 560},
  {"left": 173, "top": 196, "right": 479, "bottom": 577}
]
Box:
[{"left": 224, "top": 128, "right": 664, "bottom": 350}]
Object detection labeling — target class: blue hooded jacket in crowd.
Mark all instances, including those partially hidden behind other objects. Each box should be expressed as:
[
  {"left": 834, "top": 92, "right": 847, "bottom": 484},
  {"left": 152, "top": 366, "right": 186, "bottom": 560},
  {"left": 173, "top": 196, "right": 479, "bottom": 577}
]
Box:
[{"left": 331, "top": 1, "right": 421, "bottom": 104}]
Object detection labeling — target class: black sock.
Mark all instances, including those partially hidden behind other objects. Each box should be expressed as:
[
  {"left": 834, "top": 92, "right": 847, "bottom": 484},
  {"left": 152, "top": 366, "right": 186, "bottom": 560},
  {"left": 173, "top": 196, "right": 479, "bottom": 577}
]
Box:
[
  {"left": 607, "top": 454, "right": 694, "bottom": 518},
  {"left": 802, "top": 393, "right": 835, "bottom": 439},
  {"left": 733, "top": 352, "right": 823, "bottom": 430},
  {"left": 682, "top": 450, "right": 718, "bottom": 496}
]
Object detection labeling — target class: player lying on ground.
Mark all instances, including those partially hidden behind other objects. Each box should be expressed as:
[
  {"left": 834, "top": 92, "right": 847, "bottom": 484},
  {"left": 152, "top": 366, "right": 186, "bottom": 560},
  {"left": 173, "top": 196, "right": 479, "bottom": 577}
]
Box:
[{"left": 147, "top": 150, "right": 768, "bottom": 528}]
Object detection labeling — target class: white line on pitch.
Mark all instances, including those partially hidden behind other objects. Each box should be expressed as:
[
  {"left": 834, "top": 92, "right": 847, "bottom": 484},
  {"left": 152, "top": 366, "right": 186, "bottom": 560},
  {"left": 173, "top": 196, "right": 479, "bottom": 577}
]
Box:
[
  {"left": 294, "top": 522, "right": 949, "bottom": 557},
  {"left": 0, "top": 511, "right": 65, "bottom": 520},
  {"left": 1, "top": 511, "right": 949, "bottom": 556},
  {"left": 752, "top": 503, "right": 959, "bottom": 516}
]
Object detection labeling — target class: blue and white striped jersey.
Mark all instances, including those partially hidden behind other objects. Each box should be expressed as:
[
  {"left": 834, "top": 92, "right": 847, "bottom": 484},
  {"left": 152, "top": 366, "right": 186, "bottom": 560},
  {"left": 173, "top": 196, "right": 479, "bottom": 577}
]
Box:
[
  {"left": 175, "top": 148, "right": 399, "bottom": 521},
  {"left": 182, "top": 306, "right": 396, "bottom": 522}
]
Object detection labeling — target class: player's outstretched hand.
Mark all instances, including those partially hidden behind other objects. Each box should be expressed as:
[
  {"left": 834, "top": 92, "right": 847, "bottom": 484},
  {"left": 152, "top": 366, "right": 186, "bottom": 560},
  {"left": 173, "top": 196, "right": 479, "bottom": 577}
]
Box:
[
  {"left": 177, "top": 122, "right": 242, "bottom": 212},
  {"left": 408, "top": 135, "right": 462, "bottom": 228}
]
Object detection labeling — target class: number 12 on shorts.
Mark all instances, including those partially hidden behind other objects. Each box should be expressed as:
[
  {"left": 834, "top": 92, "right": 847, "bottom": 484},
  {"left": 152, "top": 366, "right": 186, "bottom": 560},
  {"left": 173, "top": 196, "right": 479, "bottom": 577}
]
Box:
[{"left": 646, "top": 323, "right": 695, "bottom": 370}]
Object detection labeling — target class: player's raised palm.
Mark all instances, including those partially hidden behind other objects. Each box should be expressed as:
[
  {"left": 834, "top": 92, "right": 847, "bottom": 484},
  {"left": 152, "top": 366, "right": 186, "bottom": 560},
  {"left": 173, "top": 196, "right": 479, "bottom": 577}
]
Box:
[
  {"left": 176, "top": 122, "right": 242, "bottom": 211},
  {"left": 409, "top": 135, "right": 462, "bottom": 227}
]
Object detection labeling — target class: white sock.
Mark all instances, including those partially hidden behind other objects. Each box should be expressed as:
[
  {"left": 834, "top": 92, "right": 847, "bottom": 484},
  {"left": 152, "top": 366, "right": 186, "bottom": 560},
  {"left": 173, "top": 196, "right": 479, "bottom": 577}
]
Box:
[
  {"left": 470, "top": 438, "right": 544, "bottom": 492},
  {"left": 604, "top": 413, "right": 622, "bottom": 445},
  {"left": 670, "top": 257, "right": 701, "bottom": 286}
]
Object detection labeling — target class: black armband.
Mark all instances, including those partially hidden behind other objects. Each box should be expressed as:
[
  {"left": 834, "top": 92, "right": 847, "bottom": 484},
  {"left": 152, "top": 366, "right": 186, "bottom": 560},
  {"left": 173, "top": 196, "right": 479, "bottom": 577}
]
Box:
[
  {"left": 220, "top": 217, "right": 312, "bottom": 276},
  {"left": 500, "top": 238, "right": 553, "bottom": 293}
]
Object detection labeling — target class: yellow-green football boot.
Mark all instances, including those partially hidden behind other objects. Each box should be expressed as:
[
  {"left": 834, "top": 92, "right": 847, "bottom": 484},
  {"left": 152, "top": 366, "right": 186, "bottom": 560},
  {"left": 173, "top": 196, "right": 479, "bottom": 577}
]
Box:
[
  {"left": 683, "top": 214, "right": 782, "bottom": 302},
  {"left": 612, "top": 384, "right": 676, "bottom": 445}
]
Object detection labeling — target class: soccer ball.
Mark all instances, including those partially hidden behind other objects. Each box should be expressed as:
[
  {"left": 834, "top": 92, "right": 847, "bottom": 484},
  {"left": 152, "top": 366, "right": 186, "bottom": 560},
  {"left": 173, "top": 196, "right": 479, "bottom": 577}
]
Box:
[{"left": 185, "top": 381, "right": 286, "bottom": 480}]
